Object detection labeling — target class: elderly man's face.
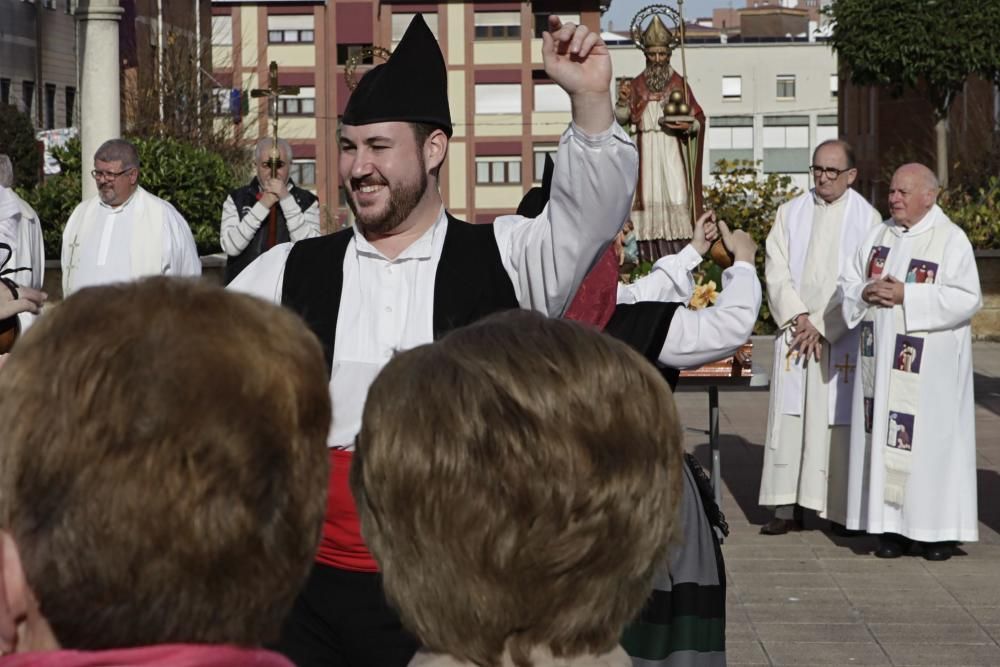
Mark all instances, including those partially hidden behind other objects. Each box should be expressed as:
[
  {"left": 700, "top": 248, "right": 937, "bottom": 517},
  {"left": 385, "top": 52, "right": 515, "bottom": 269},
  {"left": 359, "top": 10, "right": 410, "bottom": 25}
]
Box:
[
  {"left": 93, "top": 159, "right": 138, "bottom": 207},
  {"left": 811, "top": 144, "right": 856, "bottom": 204},
  {"left": 888, "top": 166, "right": 937, "bottom": 228},
  {"left": 257, "top": 147, "right": 291, "bottom": 185}
]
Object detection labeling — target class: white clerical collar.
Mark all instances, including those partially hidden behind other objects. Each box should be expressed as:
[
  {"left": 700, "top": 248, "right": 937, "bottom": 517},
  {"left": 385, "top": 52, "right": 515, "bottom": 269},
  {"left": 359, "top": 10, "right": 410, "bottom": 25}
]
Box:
[
  {"left": 352, "top": 207, "right": 447, "bottom": 262},
  {"left": 891, "top": 205, "right": 937, "bottom": 237},
  {"left": 811, "top": 188, "right": 850, "bottom": 208},
  {"left": 99, "top": 188, "right": 139, "bottom": 214}
]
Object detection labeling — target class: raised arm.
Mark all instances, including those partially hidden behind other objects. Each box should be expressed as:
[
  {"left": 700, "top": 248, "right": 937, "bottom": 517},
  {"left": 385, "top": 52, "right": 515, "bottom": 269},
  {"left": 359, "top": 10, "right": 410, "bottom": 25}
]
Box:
[
  {"left": 221, "top": 194, "right": 270, "bottom": 256},
  {"left": 494, "top": 17, "right": 638, "bottom": 316},
  {"left": 285, "top": 198, "right": 321, "bottom": 242}
]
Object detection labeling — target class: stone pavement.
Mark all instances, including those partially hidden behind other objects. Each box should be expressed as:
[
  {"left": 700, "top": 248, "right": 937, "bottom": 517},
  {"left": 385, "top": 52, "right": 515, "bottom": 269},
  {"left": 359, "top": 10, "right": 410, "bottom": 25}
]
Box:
[{"left": 674, "top": 338, "right": 1000, "bottom": 667}]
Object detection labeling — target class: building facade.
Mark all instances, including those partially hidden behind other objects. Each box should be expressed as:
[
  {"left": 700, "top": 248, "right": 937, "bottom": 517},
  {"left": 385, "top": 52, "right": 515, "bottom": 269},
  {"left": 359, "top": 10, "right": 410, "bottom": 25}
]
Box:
[{"left": 609, "top": 36, "right": 839, "bottom": 192}]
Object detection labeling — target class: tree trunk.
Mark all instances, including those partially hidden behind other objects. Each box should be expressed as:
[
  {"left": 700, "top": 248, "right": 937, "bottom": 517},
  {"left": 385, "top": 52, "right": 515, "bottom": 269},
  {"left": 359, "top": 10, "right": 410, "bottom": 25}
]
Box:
[{"left": 935, "top": 117, "right": 949, "bottom": 189}]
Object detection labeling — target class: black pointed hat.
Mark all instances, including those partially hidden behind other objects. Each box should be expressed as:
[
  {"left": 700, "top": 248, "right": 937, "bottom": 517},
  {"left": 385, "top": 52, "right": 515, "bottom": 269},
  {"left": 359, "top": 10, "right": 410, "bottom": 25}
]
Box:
[
  {"left": 515, "top": 154, "right": 555, "bottom": 217},
  {"left": 342, "top": 14, "right": 453, "bottom": 136}
]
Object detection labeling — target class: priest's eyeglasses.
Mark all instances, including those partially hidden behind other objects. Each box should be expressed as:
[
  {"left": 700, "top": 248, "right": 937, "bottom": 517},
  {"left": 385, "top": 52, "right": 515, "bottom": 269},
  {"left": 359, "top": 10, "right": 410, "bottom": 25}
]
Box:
[
  {"left": 810, "top": 165, "right": 852, "bottom": 179},
  {"left": 91, "top": 167, "right": 135, "bottom": 181}
]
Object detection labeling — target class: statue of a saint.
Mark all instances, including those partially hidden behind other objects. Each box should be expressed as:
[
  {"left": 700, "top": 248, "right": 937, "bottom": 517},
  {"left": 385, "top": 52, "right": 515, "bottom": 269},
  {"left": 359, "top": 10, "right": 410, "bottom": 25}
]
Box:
[{"left": 615, "top": 8, "right": 705, "bottom": 262}]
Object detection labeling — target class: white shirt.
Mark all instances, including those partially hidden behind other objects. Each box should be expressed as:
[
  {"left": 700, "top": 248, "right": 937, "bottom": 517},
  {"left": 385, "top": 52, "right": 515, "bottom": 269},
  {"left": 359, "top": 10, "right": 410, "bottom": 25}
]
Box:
[
  {"left": 617, "top": 244, "right": 762, "bottom": 369},
  {"left": 231, "top": 122, "right": 639, "bottom": 448}
]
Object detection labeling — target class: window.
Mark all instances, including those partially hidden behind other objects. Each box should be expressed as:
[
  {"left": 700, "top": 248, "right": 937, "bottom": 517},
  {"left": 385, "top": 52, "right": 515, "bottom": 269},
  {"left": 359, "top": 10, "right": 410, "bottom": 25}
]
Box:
[
  {"left": 532, "top": 13, "right": 580, "bottom": 38},
  {"left": 44, "top": 84, "right": 55, "bottom": 129},
  {"left": 289, "top": 160, "right": 316, "bottom": 187},
  {"left": 211, "top": 16, "right": 232, "bottom": 46},
  {"left": 474, "top": 11, "right": 520, "bottom": 40},
  {"left": 1, "top": 79, "right": 10, "bottom": 105},
  {"left": 533, "top": 83, "right": 570, "bottom": 112},
  {"left": 22, "top": 81, "right": 34, "bottom": 117},
  {"left": 267, "top": 15, "right": 314, "bottom": 44},
  {"left": 830, "top": 74, "right": 838, "bottom": 99},
  {"left": 65, "top": 0, "right": 73, "bottom": 14},
  {"left": 776, "top": 74, "right": 796, "bottom": 99},
  {"left": 475, "top": 84, "right": 521, "bottom": 114},
  {"left": 816, "top": 114, "right": 838, "bottom": 143},
  {"left": 392, "top": 13, "right": 438, "bottom": 46},
  {"left": 762, "top": 116, "right": 809, "bottom": 148},
  {"left": 43, "top": 0, "right": 55, "bottom": 8},
  {"left": 475, "top": 157, "right": 522, "bottom": 184},
  {"left": 65, "top": 86, "right": 75, "bottom": 126},
  {"left": 337, "top": 44, "right": 372, "bottom": 65},
  {"left": 708, "top": 117, "right": 753, "bottom": 150},
  {"left": 277, "top": 87, "right": 316, "bottom": 116},
  {"left": 533, "top": 144, "right": 557, "bottom": 182},
  {"left": 722, "top": 76, "right": 741, "bottom": 100}
]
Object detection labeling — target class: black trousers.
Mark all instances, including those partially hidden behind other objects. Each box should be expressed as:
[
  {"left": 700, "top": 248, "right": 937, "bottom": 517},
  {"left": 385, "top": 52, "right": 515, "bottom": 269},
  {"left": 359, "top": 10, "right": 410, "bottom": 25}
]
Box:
[{"left": 273, "top": 563, "right": 419, "bottom": 667}]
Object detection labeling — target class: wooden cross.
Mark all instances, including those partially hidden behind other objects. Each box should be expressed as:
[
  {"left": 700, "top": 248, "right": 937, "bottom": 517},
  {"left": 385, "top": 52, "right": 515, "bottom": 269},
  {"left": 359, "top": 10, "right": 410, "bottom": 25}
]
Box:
[
  {"left": 784, "top": 350, "right": 800, "bottom": 372},
  {"left": 250, "top": 61, "right": 299, "bottom": 247},
  {"left": 834, "top": 353, "right": 856, "bottom": 384}
]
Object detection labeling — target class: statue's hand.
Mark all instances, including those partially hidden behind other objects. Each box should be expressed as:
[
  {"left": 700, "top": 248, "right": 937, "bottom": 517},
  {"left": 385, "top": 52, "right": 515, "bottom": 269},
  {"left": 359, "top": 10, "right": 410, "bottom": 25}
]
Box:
[{"left": 660, "top": 119, "right": 694, "bottom": 134}]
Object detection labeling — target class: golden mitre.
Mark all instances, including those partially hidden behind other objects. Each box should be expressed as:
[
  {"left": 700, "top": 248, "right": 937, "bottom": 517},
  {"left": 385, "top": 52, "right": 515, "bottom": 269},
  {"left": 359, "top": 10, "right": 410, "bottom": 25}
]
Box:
[{"left": 641, "top": 15, "right": 672, "bottom": 50}]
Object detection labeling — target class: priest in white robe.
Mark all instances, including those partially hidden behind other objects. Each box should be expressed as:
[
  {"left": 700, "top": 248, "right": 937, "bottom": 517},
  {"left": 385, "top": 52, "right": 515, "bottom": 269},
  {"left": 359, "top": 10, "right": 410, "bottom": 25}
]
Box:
[
  {"left": 759, "top": 140, "right": 880, "bottom": 535},
  {"left": 840, "top": 163, "right": 981, "bottom": 561},
  {"left": 0, "top": 156, "right": 45, "bottom": 291},
  {"left": 61, "top": 139, "right": 200, "bottom": 297}
]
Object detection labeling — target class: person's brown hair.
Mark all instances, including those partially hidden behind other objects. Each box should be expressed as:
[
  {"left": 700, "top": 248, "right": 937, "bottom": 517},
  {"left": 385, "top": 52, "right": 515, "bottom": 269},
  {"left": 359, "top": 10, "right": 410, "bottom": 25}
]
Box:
[
  {"left": 353, "top": 310, "right": 684, "bottom": 667},
  {"left": 0, "top": 277, "right": 331, "bottom": 650}
]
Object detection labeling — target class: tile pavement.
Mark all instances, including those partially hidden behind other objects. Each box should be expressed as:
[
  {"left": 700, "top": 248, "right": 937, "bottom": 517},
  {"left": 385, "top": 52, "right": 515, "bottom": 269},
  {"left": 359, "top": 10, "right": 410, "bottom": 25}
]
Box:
[{"left": 674, "top": 339, "right": 1000, "bottom": 666}]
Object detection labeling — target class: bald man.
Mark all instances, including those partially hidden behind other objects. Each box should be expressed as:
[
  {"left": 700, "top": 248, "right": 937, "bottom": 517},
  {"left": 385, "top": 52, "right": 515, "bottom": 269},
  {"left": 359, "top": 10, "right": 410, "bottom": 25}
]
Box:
[{"left": 839, "top": 163, "right": 982, "bottom": 561}]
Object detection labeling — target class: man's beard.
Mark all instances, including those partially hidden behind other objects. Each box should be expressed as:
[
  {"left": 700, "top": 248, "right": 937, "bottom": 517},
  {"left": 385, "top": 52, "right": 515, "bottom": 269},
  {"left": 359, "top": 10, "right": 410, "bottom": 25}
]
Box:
[
  {"left": 347, "top": 160, "right": 429, "bottom": 237},
  {"left": 645, "top": 62, "right": 669, "bottom": 92}
]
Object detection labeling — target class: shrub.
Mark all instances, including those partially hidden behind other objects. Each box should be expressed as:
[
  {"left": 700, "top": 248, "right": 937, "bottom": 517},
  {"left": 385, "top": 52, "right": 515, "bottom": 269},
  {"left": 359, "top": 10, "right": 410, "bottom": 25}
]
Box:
[
  {"left": 0, "top": 104, "right": 42, "bottom": 190},
  {"left": 940, "top": 177, "right": 1000, "bottom": 250},
  {"left": 703, "top": 160, "right": 801, "bottom": 333}
]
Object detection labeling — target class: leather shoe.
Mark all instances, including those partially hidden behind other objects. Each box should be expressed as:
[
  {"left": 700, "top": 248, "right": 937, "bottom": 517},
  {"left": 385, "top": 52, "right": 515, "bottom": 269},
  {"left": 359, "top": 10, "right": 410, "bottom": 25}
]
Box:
[
  {"left": 760, "top": 518, "right": 803, "bottom": 535},
  {"left": 922, "top": 542, "right": 953, "bottom": 561},
  {"left": 875, "top": 539, "right": 903, "bottom": 558}
]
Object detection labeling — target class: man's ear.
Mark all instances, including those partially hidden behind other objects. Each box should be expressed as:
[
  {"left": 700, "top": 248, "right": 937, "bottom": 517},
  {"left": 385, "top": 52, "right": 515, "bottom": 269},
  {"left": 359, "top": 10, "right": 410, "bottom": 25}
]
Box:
[
  {"left": 0, "top": 531, "right": 28, "bottom": 654},
  {"left": 424, "top": 129, "right": 449, "bottom": 175}
]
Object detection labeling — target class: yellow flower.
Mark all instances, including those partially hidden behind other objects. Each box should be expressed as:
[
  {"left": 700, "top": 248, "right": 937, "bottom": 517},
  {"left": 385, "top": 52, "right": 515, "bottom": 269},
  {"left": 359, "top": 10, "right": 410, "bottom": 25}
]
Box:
[{"left": 689, "top": 280, "right": 718, "bottom": 310}]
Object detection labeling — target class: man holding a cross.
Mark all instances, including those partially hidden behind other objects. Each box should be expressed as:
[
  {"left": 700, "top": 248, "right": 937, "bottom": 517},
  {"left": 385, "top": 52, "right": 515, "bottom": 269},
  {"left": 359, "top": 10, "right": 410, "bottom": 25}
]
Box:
[
  {"left": 220, "top": 138, "right": 320, "bottom": 284},
  {"left": 758, "top": 139, "right": 879, "bottom": 535}
]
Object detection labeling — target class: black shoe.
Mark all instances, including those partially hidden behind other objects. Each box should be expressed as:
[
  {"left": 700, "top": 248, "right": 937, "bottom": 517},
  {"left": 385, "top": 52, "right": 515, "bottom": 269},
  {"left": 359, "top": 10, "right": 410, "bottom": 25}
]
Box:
[
  {"left": 875, "top": 534, "right": 911, "bottom": 558},
  {"left": 760, "top": 518, "right": 803, "bottom": 535},
  {"left": 830, "top": 522, "right": 863, "bottom": 537},
  {"left": 922, "top": 542, "right": 953, "bottom": 561}
]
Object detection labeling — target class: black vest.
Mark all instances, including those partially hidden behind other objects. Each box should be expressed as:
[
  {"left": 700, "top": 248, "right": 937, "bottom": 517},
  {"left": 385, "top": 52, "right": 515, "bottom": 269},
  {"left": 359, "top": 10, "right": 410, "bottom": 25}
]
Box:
[
  {"left": 604, "top": 301, "right": 682, "bottom": 390},
  {"left": 281, "top": 214, "right": 519, "bottom": 373},
  {"left": 224, "top": 177, "right": 318, "bottom": 284}
]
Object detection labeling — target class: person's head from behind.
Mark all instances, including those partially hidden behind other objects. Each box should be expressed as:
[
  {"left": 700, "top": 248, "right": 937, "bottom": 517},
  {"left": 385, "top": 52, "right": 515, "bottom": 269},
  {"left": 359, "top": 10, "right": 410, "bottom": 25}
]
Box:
[
  {"left": 0, "top": 277, "right": 331, "bottom": 654},
  {"left": 92, "top": 138, "right": 140, "bottom": 207},
  {"left": 338, "top": 14, "right": 451, "bottom": 239},
  {"left": 352, "top": 310, "right": 685, "bottom": 666}
]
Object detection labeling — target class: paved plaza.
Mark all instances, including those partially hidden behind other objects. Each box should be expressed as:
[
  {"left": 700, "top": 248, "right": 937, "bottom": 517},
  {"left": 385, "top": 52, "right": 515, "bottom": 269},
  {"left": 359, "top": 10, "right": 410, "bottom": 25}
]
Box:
[{"left": 676, "top": 339, "right": 1000, "bottom": 666}]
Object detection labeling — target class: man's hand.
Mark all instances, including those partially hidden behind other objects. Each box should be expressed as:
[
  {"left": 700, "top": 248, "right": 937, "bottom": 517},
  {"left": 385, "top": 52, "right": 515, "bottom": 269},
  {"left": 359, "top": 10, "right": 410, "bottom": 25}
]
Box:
[
  {"left": 789, "top": 313, "right": 823, "bottom": 362},
  {"left": 0, "top": 285, "right": 46, "bottom": 320},
  {"left": 691, "top": 210, "right": 719, "bottom": 256},
  {"left": 717, "top": 220, "right": 756, "bottom": 264},
  {"left": 259, "top": 178, "right": 289, "bottom": 209},
  {"left": 862, "top": 275, "right": 904, "bottom": 307},
  {"left": 542, "top": 16, "right": 613, "bottom": 135}
]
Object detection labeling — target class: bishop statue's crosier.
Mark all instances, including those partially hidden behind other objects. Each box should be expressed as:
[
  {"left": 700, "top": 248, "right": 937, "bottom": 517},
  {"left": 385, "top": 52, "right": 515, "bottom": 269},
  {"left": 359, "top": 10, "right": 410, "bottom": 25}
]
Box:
[{"left": 615, "top": 8, "right": 705, "bottom": 262}]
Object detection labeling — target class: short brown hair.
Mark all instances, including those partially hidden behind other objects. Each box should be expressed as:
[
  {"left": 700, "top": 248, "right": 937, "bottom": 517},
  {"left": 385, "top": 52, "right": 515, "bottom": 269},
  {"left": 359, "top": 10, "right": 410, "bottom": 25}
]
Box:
[
  {"left": 0, "top": 277, "right": 331, "bottom": 650},
  {"left": 353, "top": 310, "right": 684, "bottom": 667},
  {"left": 94, "top": 138, "right": 140, "bottom": 169}
]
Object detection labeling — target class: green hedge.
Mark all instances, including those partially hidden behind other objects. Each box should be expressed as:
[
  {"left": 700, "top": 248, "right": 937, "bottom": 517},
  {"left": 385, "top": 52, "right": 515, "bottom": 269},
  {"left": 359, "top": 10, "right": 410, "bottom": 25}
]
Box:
[
  {"left": 19, "top": 136, "right": 243, "bottom": 258},
  {"left": 940, "top": 177, "right": 1000, "bottom": 250}
]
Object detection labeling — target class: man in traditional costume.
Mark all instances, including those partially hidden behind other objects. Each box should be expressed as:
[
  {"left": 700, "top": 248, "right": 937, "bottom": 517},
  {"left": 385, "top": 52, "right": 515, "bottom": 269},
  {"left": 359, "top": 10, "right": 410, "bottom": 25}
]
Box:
[
  {"left": 229, "top": 14, "right": 637, "bottom": 667},
  {"left": 840, "top": 163, "right": 981, "bottom": 561},
  {"left": 758, "top": 140, "right": 880, "bottom": 535},
  {"left": 615, "top": 15, "right": 704, "bottom": 261},
  {"left": 220, "top": 138, "right": 320, "bottom": 284},
  {"left": 61, "top": 139, "right": 201, "bottom": 297}
]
